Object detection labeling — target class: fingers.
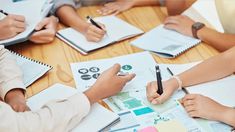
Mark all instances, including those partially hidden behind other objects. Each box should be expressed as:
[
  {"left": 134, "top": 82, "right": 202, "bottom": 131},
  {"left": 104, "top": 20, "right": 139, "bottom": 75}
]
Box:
[
  {"left": 121, "top": 73, "right": 136, "bottom": 82},
  {"left": 8, "top": 14, "right": 25, "bottom": 22},
  {"left": 35, "top": 18, "right": 50, "bottom": 31},
  {"left": 86, "top": 24, "right": 106, "bottom": 42},
  {"left": 11, "top": 104, "right": 27, "bottom": 112},
  {"left": 30, "top": 29, "right": 55, "bottom": 43},
  {"left": 109, "top": 64, "right": 121, "bottom": 75},
  {"left": 98, "top": 3, "right": 118, "bottom": 15},
  {"left": 182, "top": 94, "right": 198, "bottom": 102}
]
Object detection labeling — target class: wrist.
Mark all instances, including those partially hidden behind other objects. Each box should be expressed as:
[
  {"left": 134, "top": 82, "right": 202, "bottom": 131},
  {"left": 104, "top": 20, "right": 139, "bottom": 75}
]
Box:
[
  {"left": 218, "top": 107, "right": 235, "bottom": 127},
  {"left": 84, "top": 86, "right": 98, "bottom": 105},
  {"left": 5, "top": 88, "right": 25, "bottom": 102},
  {"left": 166, "top": 78, "right": 179, "bottom": 92}
]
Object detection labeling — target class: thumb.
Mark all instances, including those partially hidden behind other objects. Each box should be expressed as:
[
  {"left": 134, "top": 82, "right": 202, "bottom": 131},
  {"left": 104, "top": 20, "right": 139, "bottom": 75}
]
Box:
[{"left": 35, "top": 18, "right": 48, "bottom": 30}]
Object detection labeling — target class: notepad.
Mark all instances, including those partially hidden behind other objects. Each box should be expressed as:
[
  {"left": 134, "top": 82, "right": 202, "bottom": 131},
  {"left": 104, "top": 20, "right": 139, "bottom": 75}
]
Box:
[
  {"left": 162, "top": 62, "right": 235, "bottom": 107},
  {"left": 11, "top": 51, "right": 52, "bottom": 87},
  {"left": 27, "top": 83, "right": 120, "bottom": 132},
  {"left": 131, "top": 25, "right": 201, "bottom": 58},
  {"left": 56, "top": 15, "right": 144, "bottom": 55},
  {"left": 0, "top": 0, "right": 53, "bottom": 45}
]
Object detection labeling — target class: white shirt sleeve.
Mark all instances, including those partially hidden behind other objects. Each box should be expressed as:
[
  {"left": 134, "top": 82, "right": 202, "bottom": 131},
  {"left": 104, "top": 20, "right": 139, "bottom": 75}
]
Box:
[{"left": 0, "top": 93, "right": 90, "bottom": 132}]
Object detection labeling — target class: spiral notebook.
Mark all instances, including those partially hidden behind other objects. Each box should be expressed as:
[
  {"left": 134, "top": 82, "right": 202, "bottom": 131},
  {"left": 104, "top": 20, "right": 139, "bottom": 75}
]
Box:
[
  {"left": 131, "top": 24, "right": 201, "bottom": 58},
  {"left": 11, "top": 51, "right": 52, "bottom": 87}
]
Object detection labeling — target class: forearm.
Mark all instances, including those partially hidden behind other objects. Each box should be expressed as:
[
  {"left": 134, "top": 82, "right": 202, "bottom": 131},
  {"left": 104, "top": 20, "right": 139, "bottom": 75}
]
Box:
[
  {"left": 132, "top": 0, "right": 160, "bottom": 6},
  {"left": 166, "top": 0, "right": 196, "bottom": 16},
  {"left": 56, "top": 5, "right": 89, "bottom": 34},
  {"left": 178, "top": 47, "right": 235, "bottom": 87},
  {"left": 198, "top": 27, "right": 235, "bottom": 52}
]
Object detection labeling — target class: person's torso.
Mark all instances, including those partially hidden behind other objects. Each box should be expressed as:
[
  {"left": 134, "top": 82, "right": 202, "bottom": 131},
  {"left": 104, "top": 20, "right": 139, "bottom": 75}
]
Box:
[{"left": 215, "top": 0, "right": 235, "bottom": 34}]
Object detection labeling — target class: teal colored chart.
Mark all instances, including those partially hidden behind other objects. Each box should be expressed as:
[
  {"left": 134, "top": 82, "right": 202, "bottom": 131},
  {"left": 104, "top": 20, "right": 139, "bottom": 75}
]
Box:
[
  {"left": 123, "top": 98, "right": 143, "bottom": 109},
  {"left": 122, "top": 65, "right": 132, "bottom": 71}
]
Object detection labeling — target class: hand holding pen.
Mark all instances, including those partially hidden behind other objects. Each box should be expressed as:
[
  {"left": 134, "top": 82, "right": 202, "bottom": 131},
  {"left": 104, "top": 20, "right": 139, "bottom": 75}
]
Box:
[
  {"left": 84, "top": 16, "right": 107, "bottom": 42},
  {"left": 146, "top": 66, "right": 180, "bottom": 105},
  {"left": 0, "top": 10, "right": 26, "bottom": 40}
]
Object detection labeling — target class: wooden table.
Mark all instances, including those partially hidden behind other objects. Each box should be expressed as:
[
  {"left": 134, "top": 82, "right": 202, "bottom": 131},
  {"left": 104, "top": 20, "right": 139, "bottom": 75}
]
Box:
[{"left": 8, "top": 6, "right": 219, "bottom": 98}]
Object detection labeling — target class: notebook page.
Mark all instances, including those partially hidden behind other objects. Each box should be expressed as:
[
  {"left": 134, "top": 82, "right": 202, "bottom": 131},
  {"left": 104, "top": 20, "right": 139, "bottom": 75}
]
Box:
[
  {"left": 12, "top": 53, "right": 52, "bottom": 87},
  {"left": 131, "top": 25, "right": 201, "bottom": 58},
  {"left": 57, "top": 16, "right": 143, "bottom": 52}
]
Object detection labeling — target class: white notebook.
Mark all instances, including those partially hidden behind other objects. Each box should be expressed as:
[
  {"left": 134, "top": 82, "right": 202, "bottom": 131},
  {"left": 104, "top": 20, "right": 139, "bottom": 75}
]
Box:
[
  {"left": 11, "top": 51, "right": 52, "bottom": 87},
  {"left": 0, "top": 0, "right": 53, "bottom": 45},
  {"left": 56, "top": 15, "right": 144, "bottom": 55},
  {"left": 163, "top": 62, "right": 235, "bottom": 107},
  {"left": 27, "top": 83, "right": 120, "bottom": 132},
  {"left": 131, "top": 24, "right": 201, "bottom": 58}
]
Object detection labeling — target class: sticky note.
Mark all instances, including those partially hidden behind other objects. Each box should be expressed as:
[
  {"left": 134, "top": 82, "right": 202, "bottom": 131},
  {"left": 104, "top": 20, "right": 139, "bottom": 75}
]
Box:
[
  {"left": 155, "top": 120, "right": 187, "bottom": 132},
  {"left": 133, "top": 107, "right": 154, "bottom": 116},
  {"left": 138, "top": 126, "right": 158, "bottom": 132}
]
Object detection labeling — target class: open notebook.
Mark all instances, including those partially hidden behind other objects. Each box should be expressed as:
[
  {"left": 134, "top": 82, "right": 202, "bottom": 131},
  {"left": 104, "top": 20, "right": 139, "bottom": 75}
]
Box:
[
  {"left": 27, "top": 83, "right": 120, "bottom": 132},
  {"left": 161, "top": 62, "right": 235, "bottom": 108},
  {"left": 0, "top": 0, "right": 53, "bottom": 46},
  {"left": 56, "top": 15, "right": 144, "bottom": 55},
  {"left": 11, "top": 51, "right": 52, "bottom": 87},
  {"left": 131, "top": 25, "right": 201, "bottom": 58}
]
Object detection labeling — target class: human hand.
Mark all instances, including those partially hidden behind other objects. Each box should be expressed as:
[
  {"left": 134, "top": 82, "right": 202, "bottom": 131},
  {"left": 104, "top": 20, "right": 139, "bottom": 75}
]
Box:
[
  {"left": 146, "top": 78, "right": 179, "bottom": 104},
  {"left": 164, "top": 15, "right": 195, "bottom": 37},
  {"left": 84, "top": 64, "right": 136, "bottom": 104},
  {"left": 84, "top": 23, "right": 106, "bottom": 42},
  {"left": 97, "top": 1, "right": 135, "bottom": 15},
  {"left": 0, "top": 15, "right": 26, "bottom": 40},
  {"left": 29, "top": 16, "right": 58, "bottom": 43},
  {"left": 5, "top": 89, "right": 30, "bottom": 112},
  {"left": 182, "top": 94, "right": 229, "bottom": 121}
]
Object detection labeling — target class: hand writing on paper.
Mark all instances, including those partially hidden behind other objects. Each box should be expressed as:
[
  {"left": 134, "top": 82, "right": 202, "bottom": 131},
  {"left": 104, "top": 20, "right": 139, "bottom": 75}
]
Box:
[
  {"left": 84, "top": 64, "right": 136, "bottom": 104},
  {"left": 29, "top": 16, "right": 58, "bottom": 43},
  {"left": 84, "top": 23, "right": 106, "bottom": 42},
  {"left": 164, "top": 15, "right": 195, "bottom": 37},
  {"left": 146, "top": 78, "right": 179, "bottom": 104},
  {"left": 0, "top": 15, "right": 26, "bottom": 40},
  {"left": 97, "top": 1, "right": 135, "bottom": 16}
]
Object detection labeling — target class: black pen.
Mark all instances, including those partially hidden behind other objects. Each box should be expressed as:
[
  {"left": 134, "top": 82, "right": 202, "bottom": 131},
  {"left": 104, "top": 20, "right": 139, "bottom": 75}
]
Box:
[
  {"left": 86, "top": 16, "right": 103, "bottom": 30},
  {"left": 156, "top": 66, "right": 163, "bottom": 95},
  {"left": 166, "top": 67, "right": 189, "bottom": 94},
  {"left": 0, "top": 9, "right": 9, "bottom": 16}
]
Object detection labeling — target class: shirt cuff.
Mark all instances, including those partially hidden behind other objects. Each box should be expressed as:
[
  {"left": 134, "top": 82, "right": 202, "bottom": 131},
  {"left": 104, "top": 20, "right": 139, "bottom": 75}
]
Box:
[{"left": 0, "top": 77, "right": 25, "bottom": 101}]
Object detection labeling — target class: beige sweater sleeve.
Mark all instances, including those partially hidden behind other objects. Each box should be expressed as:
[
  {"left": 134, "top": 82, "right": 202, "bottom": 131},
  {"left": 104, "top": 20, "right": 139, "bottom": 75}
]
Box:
[
  {"left": 0, "top": 45, "right": 25, "bottom": 100},
  {"left": 0, "top": 93, "right": 90, "bottom": 132}
]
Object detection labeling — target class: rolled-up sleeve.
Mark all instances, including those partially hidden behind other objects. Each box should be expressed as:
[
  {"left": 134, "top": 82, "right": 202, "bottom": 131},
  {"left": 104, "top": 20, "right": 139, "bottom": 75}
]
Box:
[
  {"left": 0, "top": 45, "right": 25, "bottom": 100},
  {"left": 0, "top": 93, "right": 91, "bottom": 132}
]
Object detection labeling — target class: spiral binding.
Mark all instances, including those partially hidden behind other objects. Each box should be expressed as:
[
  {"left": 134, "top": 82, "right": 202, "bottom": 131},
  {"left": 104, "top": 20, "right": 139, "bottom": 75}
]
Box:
[
  {"left": 175, "top": 40, "right": 201, "bottom": 57},
  {"left": 10, "top": 50, "right": 53, "bottom": 69}
]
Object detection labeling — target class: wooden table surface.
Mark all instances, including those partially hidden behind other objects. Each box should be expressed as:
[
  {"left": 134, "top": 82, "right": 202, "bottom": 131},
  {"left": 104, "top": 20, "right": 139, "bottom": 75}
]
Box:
[{"left": 8, "top": 6, "right": 219, "bottom": 98}]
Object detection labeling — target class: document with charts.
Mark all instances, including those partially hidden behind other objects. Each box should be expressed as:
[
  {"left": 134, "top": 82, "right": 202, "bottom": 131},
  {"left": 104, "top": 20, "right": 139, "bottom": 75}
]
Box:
[
  {"left": 0, "top": 0, "right": 53, "bottom": 45},
  {"left": 131, "top": 24, "right": 201, "bottom": 58},
  {"left": 57, "top": 15, "right": 144, "bottom": 55},
  {"left": 70, "top": 51, "right": 156, "bottom": 92}
]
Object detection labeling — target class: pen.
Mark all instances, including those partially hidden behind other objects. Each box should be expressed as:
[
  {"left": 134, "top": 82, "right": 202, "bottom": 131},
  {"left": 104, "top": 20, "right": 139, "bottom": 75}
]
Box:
[
  {"left": 86, "top": 16, "right": 103, "bottom": 30},
  {"left": 0, "top": 9, "right": 8, "bottom": 16},
  {"left": 166, "top": 67, "right": 189, "bottom": 94},
  {"left": 156, "top": 66, "right": 163, "bottom": 95}
]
